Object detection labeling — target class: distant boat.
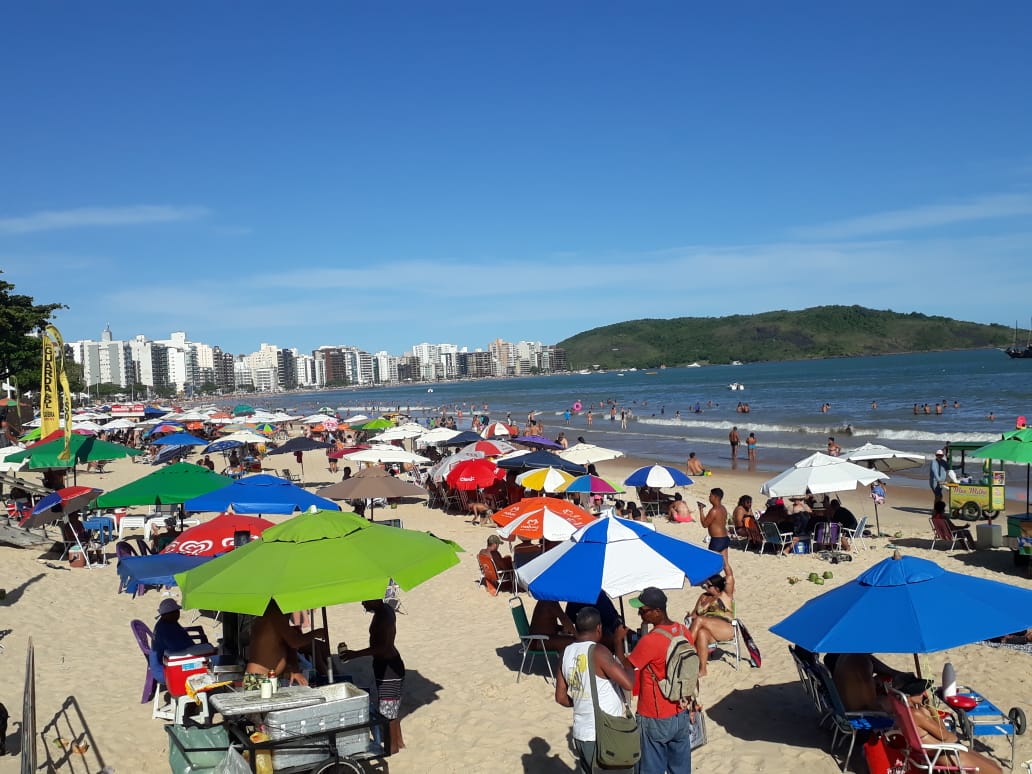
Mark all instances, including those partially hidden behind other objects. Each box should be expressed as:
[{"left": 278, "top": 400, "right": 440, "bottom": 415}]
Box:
[
  {"left": 628, "top": 367, "right": 637, "bottom": 372},
  {"left": 1006, "top": 319, "right": 1032, "bottom": 359},
  {"left": 686, "top": 362, "right": 702, "bottom": 368},
  {"left": 617, "top": 373, "right": 625, "bottom": 377},
  {"left": 731, "top": 360, "right": 743, "bottom": 366},
  {"left": 578, "top": 369, "right": 592, "bottom": 375},
  {"left": 728, "top": 382, "right": 745, "bottom": 391},
  {"left": 427, "top": 388, "right": 434, "bottom": 393}
]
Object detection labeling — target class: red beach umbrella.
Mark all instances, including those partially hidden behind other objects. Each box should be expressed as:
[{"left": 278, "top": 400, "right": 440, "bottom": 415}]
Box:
[
  {"left": 31, "top": 486, "right": 103, "bottom": 516},
  {"left": 445, "top": 458, "right": 504, "bottom": 490},
  {"left": 162, "top": 512, "right": 275, "bottom": 556},
  {"left": 491, "top": 496, "right": 596, "bottom": 541}
]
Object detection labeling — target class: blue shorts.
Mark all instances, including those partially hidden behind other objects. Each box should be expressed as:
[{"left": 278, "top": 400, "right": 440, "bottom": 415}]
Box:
[{"left": 709, "top": 536, "right": 730, "bottom": 553}]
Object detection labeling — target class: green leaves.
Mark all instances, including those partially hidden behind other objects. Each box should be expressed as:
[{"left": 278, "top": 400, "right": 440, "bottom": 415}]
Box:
[{"left": 0, "top": 273, "right": 66, "bottom": 389}]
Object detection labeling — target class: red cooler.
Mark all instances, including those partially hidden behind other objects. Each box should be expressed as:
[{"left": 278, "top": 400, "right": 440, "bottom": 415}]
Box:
[{"left": 164, "top": 646, "right": 214, "bottom": 696}]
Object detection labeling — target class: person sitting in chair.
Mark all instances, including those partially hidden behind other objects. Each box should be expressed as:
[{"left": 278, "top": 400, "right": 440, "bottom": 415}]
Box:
[
  {"left": 529, "top": 598, "right": 577, "bottom": 654},
  {"left": 481, "top": 534, "right": 513, "bottom": 572},
  {"left": 687, "top": 568, "right": 736, "bottom": 677},
  {"left": 901, "top": 682, "right": 1002, "bottom": 774},
  {"left": 151, "top": 599, "right": 208, "bottom": 682},
  {"left": 931, "top": 499, "right": 974, "bottom": 549}
]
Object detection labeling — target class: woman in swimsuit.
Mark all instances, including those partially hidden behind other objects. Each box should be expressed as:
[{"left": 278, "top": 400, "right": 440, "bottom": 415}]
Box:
[
  {"left": 687, "top": 570, "right": 736, "bottom": 677},
  {"left": 903, "top": 687, "right": 1001, "bottom": 774}
]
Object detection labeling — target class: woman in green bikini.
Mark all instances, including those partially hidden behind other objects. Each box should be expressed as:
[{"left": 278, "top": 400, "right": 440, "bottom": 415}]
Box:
[{"left": 687, "top": 570, "right": 736, "bottom": 677}]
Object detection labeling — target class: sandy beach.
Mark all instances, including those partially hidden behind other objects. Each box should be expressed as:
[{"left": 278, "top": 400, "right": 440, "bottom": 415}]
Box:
[{"left": 1, "top": 447, "right": 1030, "bottom": 774}]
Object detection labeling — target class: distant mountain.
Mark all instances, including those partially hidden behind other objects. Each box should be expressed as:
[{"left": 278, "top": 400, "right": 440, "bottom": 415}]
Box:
[{"left": 557, "top": 306, "right": 1015, "bottom": 369}]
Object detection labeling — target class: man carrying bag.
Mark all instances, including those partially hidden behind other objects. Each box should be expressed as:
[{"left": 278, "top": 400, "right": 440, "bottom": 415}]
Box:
[{"left": 555, "top": 606, "right": 639, "bottom": 772}]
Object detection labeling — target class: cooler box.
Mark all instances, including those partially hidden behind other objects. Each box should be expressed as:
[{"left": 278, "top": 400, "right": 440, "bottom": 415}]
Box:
[
  {"left": 164, "top": 646, "right": 213, "bottom": 697},
  {"left": 793, "top": 539, "right": 810, "bottom": 554},
  {"left": 975, "top": 523, "right": 1002, "bottom": 550},
  {"left": 265, "top": 682, "right": 373, "bottom": 769}
]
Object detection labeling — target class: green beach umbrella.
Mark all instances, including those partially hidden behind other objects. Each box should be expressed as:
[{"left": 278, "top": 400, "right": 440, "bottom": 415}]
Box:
[
  {"left": 350, "top": 418, "right": 394, "bottom": 431},
  {"left": 95, "top": 462, "right": 234, "bottom": 508},
  {"left": 232, "top": 404, "right": 255, "bottom": 417},
  {"left": 175, "top": 509, "right": 461, "bottom": 615},
  {"left": 5, "top": 434, "right": 143, "bottom": 470}
]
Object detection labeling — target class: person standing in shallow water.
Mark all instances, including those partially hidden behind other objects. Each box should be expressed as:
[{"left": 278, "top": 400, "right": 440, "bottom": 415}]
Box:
[{"left": 729, "top": 427, "right": 740, "bottom": 460}]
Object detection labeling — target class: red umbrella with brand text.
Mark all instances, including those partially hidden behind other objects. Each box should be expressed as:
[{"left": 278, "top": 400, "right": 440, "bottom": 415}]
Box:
[
  {"left": 445, "top": 458, "right": 504, "bottom": 491},
  {"left": 162, "top": 513, "right": 275, "bottom": 556}
]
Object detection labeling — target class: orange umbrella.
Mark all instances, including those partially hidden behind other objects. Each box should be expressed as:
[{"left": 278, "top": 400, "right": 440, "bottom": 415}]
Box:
[{"left": 491, "top": 496, "right": 596, "bottom": 541}]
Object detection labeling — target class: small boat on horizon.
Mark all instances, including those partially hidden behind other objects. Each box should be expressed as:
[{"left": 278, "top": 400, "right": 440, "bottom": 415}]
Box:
[{"left": 1006, "top": 319, "right": 1032, "bottom": 359}]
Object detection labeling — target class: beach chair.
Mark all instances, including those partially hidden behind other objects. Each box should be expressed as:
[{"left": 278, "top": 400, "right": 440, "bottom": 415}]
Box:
[
  {"left": 788, "top": 646, "right": 824, "bottom": 716},
  {"left": 118, "top": 514, "right": 148, "bottom": 541},
  {"left": 115, "top": 540, "right": 138, "bottom": 593},
  {"left": 477, "top": 550, "right": 516, "bottom": 596},
  {"left": 508, "top": 595, "right": 558, "bottom": 683},
  {"left": 841, "top": 516, "right": 869, "bottom": 552},
  {"left": 131, "top": 620, "right": 209, "bottom": 725},
  {"left": 759, "top": 521, "right": 793, "bottom": 556},
  {"left": 685, "top": 607, "right": 742, "bottom": 670},
  {"left": 885, "top": 689, "right": 977, "bottom": 773},
  {"left": 280, "top": 468, "right": 301, "bottom": 484},
  {"left": 929, "top": 518, "right": 974, "bottom": 552},
  {"left": 812, "top": 521, "right": 842, "bottom": 552},
  {"left": 810, "top": 661, "right": 894, "bottom": 771},
  {"left": 725, "top": 512, "right": 748, "bottom": 549},
  {"left": 59, "top": 519, "right": 96, "bottom": 568},
  {"left": 384, "top": 578, "right": 405, "bottom": 615}
]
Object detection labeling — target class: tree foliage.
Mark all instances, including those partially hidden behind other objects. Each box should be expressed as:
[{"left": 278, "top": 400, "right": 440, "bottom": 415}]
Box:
[
  {"left": 0, "top": 272, "right": 67, "bottom": 390},
  {"left": 557, "top": 305, "right": 1017, "bottom": 369}
]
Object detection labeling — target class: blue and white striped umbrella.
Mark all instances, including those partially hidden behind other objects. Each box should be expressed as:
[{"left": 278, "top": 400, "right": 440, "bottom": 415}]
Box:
[
  {"left": 623, "top": 464, "right": 693, "bottom": 488},
  {"left": 515, "top": 514, "right": 723, "bottom": 604}
]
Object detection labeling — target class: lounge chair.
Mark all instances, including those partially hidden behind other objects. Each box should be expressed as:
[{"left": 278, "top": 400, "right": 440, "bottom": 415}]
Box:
[
  {"left": 508, "top": 596, "right": 558, "bottom": 683},
  {"left": 841, "top": 516, "right": 869, "bottom": 552},
  {"left": 759, "top": 521, "right": 794, "bottom": 556},
  {"left": 477, "top": 550, "right": 516, "bottom": 596},
  {"left": 280, "top": 469, "right": 301, "bottom": 484},
  {"left": 812, "top": 521, "right": 842, "bottom": 552},
  {"left": 885, "top": 689, "right": 977, "bottom": 773},
  {"left": 810, "top": 661, "right": 894, "bottom": 771},
  {"left": 929, "top": 518, "right": 974, "bottom": 552}
]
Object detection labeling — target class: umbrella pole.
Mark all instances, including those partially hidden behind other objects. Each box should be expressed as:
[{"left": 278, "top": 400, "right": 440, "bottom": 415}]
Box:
[
  {"left": 913, "top": 653, "right": 922, "bottom": 678},
  {"left": 321, "top": 606, "right": 332, "bottom": 683}
]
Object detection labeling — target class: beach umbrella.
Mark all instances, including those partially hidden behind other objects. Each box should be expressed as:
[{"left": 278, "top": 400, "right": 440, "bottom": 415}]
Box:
[
  {"left": 316, "top": 469, "right": 427, "bottom": 519},
  {"left": 327, "top": 444, "right": 369, "bottom": 460},
  {"left": 428, "top": 449, "right": 484, "bottom": 482},
  {"left": 342, "top": 446, "right": 430, "bottom": 465},
  {"left": 214, "top": 430, "right": 270, "bottom": 446},
  {"left": 162, "top": 513, "right": 275, "bottom": 556},
  {"left": 371, "top": 423, "right": 426, "bottom": 442},
  {"left": 515, "top": 467, "right": 577, "bottom": 493},
  {"left": 437, "top": 430, "right": 484, "bottom": 447},
  {"left": 203, "top": 438, "right": 245, "bottom": 454},
  {"left": 623, "top": 464, "right": 693, "bottom": 489},
  {"left": 5, "top": 434, "right": 143, "bottom": 474},
  {"left": 95, "top": 462, "right": 233, "bottom": 508},
  {"left": 118, "top": 554, "right": 212, "bottom": 596},
  {"left": 492, "top": 496, "right": 596, "bottom": 541},
  {"left": 232, "top": 404, "right": 255, "bottom": 417},
  {"left": 102, "top": 418, "right": 138, "bottom": 431},
  {"left": 415, "top": 427, "right": 462, "bottom": 447},
  {"left": 0, "top": 445, "right": 27, "bottom": 474},
  {"left": 351, "top": 418, "right": 395, "bottom": 432},
  {"left": 559, "top": 443, "right": 625, "bottom": 466},
  {"left": 322, "top": 417, "right": 340, "bottom": 431},
  {"left": 152, "top": 432, "right": 209, "bottom": 447},
  {"left": 759, "top": 452, "right": 884, "bottom": 498},
  {"left": 183, "top": 474, "right": 341, "bottom": 515},
  {"left": 497, "top": 449, "right": 587, "bottom": 475},
  {"left": 558, "top": 475, "right": 626, "bottom": 495},
  {"left": 511, "top": 435, "right": 563, "bottom": 450},
  {"left": 769, "top": 553, "right": 1032, "bottom": 673},
  {"left": 32, "top": 486, "right": 103, "bottom": 516},
  {"left": 844, "top": 443, "right": 922, "bottom": 535},
  {"left": 516, "top": 514, "right": 724, "bottom": 604},
  {"left": 462, "top": 439, "right": 517, "bottom": 457},
  {"left": 480, "top": 422, "right": 514, "bottom": 439},
  {"left": 970, "top": 435, "right": 1032, "bottom": 516},
  {"left": 175, "top": 509, "right": 462, "bottom": 615},
  {"left": 445, "top": 458, "right": 504, "bottom": 490},
  {"left": 146, "top": 422, "right": 186, "bottom": 436}
]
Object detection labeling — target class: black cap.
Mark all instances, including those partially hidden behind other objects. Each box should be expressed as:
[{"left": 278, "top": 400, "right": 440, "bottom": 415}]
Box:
[{"left": 629, "top": 587, "right": 667, "bottom": 610}]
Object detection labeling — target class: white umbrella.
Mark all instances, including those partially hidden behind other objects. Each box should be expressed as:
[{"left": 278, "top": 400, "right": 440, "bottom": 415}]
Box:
[
  {"left": 844, "top": 443, "right": 923, "bottom": 535},
  {"left": 342, "top": 414, "right": 369, "bottom": 424},
  {"left": 71, "top": 420, "right": 104, "bottom": 433},
  {"left": 342, "top": 446, "right": 430, "bottom": 465},
  {"left": 219, "top": 430, "right": 273, "bottom": 445},
  {"left": 102, "top": 418, "right": 138, "bottom": 430},
  {"left": 0, "top": 445, "right": 27, "bottom": 473},
  {"left": 760, "top": 452, "right": 886, "bottom": 497},
  {"left": 428, "top": 449, "right": 484, "bottom": 482},
  {"left": 371, "top": 423, "right": 427, "bottom": 442},
  {"left": 415, "top": 427, "right": 462, "bottom": 447},
  {"left": 559, "top": 443, "right": 625, "bottom": 466}
]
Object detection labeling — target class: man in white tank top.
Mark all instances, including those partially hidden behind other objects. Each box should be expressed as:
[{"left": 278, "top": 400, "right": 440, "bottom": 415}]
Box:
[{"left": 555, "top": 606, "right": 636, "bottom": 773}]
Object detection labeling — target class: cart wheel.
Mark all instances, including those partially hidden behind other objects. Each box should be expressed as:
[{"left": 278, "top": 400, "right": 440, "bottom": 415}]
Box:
[
  {"left": 955, "top": 708, "right": 973, "bottom": 741},
  {"left": 1009, "top": 707, "right": 1026, "bottom": 735},
  {"left": 312, "top": 760, "right": 366, "bottom": 774},
  {"left": 960, "top": 501, "right": 981, "bottom": 520}
]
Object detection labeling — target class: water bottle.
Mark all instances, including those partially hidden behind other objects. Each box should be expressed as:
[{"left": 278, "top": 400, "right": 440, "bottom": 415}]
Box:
[{"left": 942, "top": 661, "right": 957, "bottom": 698}]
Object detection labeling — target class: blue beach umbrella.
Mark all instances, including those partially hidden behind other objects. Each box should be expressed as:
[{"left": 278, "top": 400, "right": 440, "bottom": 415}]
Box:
[
  {"left": 117, "top": 554, "right": 212, "bottom": 596},
  {"left": 516, "top": 514, "right": 723, "bottom": 604},
  {"left": 151, "top": 432, "right": 209, "bottom": 447},
  {"left": 624, "top": 464, "right": 693, "bottom": 488},
  {"left": 183, "top": 474, "right": 341, "bottom": 515},
  {"left": 203, "top": 439, "right": 244, "bottom": 454},
  {"left": 769, "top": 553, "right": 1032, "bottom": 658}
]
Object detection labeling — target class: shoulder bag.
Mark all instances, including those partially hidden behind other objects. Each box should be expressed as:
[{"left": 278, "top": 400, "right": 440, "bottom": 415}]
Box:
[{"left": 587, "top": 644, "right": 641, "bottom": 769}]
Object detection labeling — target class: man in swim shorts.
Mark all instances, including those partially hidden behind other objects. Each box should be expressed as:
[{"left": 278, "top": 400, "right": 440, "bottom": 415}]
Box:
[
  {"left": 698, "top": 488, "right": 730, "bottom": 571},
  {"left": 728, "top": 427, "right": 740, "bottom": 460}
]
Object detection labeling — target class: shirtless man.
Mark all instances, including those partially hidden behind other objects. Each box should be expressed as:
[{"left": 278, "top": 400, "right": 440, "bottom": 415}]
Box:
[
  {"left": 666, "top": 492, "right": 693, "bottom": 523},
  {"left": 686, "top": 452, "right": 706, "bottom": 476},
  {"left": 728, "top": 427, "right": 740, "bottom": 460},
  {"left": 246, "top": 600, "right": 328, "bottom": 687},
  {"left": 698, "top": 487, "right": 730, "bottom": 570}
]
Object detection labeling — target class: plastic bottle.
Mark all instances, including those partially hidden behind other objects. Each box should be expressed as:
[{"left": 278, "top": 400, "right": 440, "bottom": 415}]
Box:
[
  {"left": 942, "top": 661, "right": 957, "bottom": 698},
  {"left": 249, "top": 731, "right": 274, "bottom": 774}
]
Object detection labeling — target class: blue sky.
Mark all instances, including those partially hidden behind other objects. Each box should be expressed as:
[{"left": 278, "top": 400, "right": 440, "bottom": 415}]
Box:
[{"left": 2, "top": 2, "right": 1030, "bottom": 355}]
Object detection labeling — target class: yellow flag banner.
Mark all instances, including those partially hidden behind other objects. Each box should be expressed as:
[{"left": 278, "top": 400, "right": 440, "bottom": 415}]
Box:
[
  {"left": 41, "top": 325, "right": 73, "bottom": 461},
  {"left": 40, "top": 330, "right": 60, "bottom": 441}
]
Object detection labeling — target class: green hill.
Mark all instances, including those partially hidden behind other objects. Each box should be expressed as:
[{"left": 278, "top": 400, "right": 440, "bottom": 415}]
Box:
[{"left": 556, "top": 306, "right": 1017, "bottom": 369}]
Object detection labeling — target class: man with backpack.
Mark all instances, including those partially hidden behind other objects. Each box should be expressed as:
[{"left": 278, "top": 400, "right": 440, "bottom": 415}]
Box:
[{"left": 615, "top": 587, "right": 698, "bottom": 774}]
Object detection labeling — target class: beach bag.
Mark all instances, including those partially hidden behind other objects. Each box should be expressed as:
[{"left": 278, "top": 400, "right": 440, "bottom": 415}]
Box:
[
  {"left": 646, "top": 625, "right": 700, "bottom": 703},
  {"left": 587, "top": 645, "right": 641, "bottom": 769}
]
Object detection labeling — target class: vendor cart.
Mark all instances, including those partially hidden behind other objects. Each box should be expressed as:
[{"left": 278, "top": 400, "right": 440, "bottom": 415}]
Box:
[
  {"left": 944, "top": 687, "right": 1026, "bottom": 771},
  {"left": 946, "top": 472, "right": 1006, "bottom": 520}
]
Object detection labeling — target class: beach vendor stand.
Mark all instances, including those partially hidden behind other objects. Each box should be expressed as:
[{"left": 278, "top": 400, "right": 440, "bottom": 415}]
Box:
[{"left": 944, "top": 443, "right": 1006, "bottom": 520}]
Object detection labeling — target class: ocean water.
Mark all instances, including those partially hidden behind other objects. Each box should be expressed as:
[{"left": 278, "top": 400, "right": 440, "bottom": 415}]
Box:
[{"left": 263, "top": 349, "right": 1031, "bottom": 496}]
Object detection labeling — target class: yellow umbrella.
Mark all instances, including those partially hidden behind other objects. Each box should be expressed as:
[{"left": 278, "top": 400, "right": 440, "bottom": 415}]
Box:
[{"left": 515, "top": 467, "right": 576, "bottom": 493}]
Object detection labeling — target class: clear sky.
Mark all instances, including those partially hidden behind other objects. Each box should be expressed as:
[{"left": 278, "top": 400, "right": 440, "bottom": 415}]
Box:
[{"left": 2, "top": 2, "right": 1030, "bottom": 355}]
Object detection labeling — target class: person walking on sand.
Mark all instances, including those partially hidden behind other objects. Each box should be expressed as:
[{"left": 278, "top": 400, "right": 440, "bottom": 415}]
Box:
[
  {"left": 698, "top": 487, "right": 730, "bottom": 571},
  {"left": 729, "top": 427, "right": 740, "bottom": 460},
  {"left": 555, "top": 606, "right": 636, "bottom": 774},
  {"left": 929, "top": 449, "right": 949, "bottom": 508}
]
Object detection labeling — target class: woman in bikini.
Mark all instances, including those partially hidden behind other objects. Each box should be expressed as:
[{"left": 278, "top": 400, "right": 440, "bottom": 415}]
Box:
[
  {"left": 903, "top": 687, "right": 1001, "bottom": 774},
  {"left": 687, "top": 570, "right": 736, "bottom": 677}
]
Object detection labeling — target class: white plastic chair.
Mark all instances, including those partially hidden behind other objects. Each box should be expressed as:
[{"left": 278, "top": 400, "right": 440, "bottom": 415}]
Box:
[
  {"left": 118, "top": 515, "right": 147, "bottom": 540},
  {"left": 841, "top": 516, "right": 869, "bottom": 552}
]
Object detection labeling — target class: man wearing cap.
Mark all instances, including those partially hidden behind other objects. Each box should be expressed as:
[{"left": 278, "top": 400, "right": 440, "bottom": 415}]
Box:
[
  {"left": 615, "top": 587, "right": 695, "bottom": 774},
  {"left": 151, "top": 599, "right": 198, "bottom": 682},
  {"left": 929, "top": 449, "right": 949, "bottom": 508}
]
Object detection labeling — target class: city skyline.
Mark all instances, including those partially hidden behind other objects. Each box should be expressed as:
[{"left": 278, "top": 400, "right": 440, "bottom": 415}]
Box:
[{"left": 3, "top": 4, "right": 1030, "bottom": 353}]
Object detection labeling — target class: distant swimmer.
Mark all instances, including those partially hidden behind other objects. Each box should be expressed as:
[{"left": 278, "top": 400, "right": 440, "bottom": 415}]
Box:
[
  {"left": 988, "top": 411, "right": 996, "bottom": 421},
  {"left": 953, "top": 400, "right": 960, "bottom": 408},
  {"left": 827, "top": 437, "right": 841, "bottom": 457},
  {"left": 870, "top": 401, "right": 877, "bottom": 410},
  {"left": 913, "top": 403, "right": 919, "bottom": 415}
]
